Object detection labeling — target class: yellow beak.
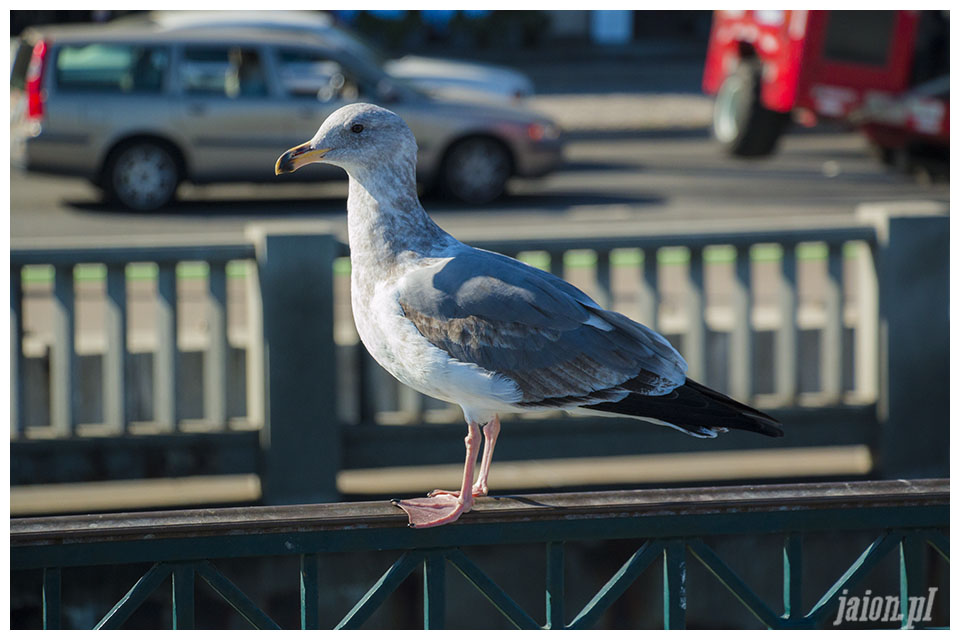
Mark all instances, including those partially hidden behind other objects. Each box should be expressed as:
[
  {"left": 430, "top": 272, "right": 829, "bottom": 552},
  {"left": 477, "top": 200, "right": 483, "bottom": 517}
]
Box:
[{"left": 275, "top": 142, "right": 332, "bottom": 175}]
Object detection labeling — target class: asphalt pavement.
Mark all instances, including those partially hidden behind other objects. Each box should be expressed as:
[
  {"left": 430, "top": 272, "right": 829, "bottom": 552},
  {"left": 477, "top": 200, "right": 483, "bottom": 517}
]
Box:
[
  {"left": 10, "top": 122, "right": 948, "bottom": 247},
  {"left": 10, "top": 52, "right": 948, "bottom": 245}
]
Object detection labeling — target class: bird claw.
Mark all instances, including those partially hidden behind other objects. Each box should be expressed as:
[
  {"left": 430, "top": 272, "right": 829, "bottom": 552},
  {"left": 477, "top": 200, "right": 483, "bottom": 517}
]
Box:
[{"left": 392, "top": 494, "right": 470, "bottom": 528}]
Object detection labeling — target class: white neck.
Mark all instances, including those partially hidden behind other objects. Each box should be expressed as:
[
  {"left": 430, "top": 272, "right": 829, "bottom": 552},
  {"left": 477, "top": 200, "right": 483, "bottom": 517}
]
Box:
[{"left": 345, "top": 159, "right": 451, "bottom": 265}]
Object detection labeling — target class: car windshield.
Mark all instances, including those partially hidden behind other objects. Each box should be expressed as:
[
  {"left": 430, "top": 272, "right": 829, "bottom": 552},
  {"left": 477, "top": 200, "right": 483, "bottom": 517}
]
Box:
[{"left": 322, "top": 45, "right": 430, "bottom": 101}]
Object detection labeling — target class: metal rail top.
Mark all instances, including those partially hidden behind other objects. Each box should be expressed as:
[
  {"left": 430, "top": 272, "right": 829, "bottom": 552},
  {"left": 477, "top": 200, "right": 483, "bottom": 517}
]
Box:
[
  {"left": 11, "top": 479, "right": 947, "bottom": 547},
  {"left": 10, "top": 224, "right": 879, "bottom": 267},
  {"left": 11, "top": 243, "right": 256, "bottom": 267}
]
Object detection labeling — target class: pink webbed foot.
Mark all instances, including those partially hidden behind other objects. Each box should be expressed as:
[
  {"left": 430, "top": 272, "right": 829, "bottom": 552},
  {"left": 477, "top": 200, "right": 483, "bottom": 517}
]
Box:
[
  {"left": 393, "top": 494, "right": 471, "bottom": 528},
  {"left": 393, "top": 419, "right": 484, "bottom": 528}
]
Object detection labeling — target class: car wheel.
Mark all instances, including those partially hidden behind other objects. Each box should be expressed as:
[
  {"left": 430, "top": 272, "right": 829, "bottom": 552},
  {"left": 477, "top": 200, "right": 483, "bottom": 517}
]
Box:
[
  {"left": 713, "top": 62, "right": 790, "bottom": 157},
  {"left": 440, "top": 137, "right": 511, "bottom": 204},
  {"left": 104, "top": 141, "right": 180, "bottom": 211}
]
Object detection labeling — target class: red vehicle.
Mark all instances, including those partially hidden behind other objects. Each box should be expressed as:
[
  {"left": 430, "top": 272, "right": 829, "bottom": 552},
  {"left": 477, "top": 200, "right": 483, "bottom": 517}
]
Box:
[{"left": 702, "top": 10, "right": 949, "bottom": 166}]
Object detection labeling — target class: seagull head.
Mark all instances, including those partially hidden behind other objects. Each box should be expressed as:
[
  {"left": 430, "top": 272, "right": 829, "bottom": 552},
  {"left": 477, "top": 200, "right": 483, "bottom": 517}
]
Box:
[{"left": 275, "top": 103, "right": 417, "bottom": 176}]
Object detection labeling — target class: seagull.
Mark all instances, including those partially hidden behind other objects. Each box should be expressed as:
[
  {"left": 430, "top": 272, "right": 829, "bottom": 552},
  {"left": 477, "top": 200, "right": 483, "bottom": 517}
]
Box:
[{"left": 276, "top": 103, "right": 782, "bottom": 528}]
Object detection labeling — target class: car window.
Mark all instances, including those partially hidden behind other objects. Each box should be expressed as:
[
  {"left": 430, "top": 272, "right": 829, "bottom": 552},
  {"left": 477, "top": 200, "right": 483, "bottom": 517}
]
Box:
[
  {"left": 54, "top": 44, "right": 168, "bottom": 93},
  {"left": 180, "top": 47, "right": 268, "bottom": 98},
  {"left": 276, "top": 48, "right": 362, "bottom": 102},
  {"left": 10, "top": 39, "right": 35, "bottom": 91}
]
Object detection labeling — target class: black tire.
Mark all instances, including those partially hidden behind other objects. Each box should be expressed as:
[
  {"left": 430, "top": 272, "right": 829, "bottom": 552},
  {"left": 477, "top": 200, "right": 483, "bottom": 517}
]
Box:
[
  {"left": 103, "top": 140, "right": 180, "bottom": 211},
  {"left": 439, "top": 136, "right": 512, "bottom": 204},
  {"left": 713, "top": 62, "right": 790, "bottom": 157}
]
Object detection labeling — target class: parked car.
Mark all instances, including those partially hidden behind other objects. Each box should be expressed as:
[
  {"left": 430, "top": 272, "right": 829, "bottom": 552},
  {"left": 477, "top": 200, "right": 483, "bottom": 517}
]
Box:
[
  {"left": 125, "top": 10, "right": 536, "bottom": 104},
  {"left": 702, "top": 10, "right": 949, "bottom": 164},
  {"left": 10, "top": 23, "right": 562, "bottom": 211}
]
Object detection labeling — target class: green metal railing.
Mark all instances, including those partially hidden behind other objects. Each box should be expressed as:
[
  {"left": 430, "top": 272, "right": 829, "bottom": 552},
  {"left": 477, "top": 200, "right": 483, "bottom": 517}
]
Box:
[
  {"left": 11, "top": 213, "right": 950, "bottom": 504},
  {"left": 11, "top": 479, "right": 948, "bottom": 629}
]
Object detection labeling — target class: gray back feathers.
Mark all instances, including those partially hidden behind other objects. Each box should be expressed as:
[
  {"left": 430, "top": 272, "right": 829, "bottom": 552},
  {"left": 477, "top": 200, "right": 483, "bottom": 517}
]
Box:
[{"left": 397, "top": 247, "right": 687, "bottom": 406}]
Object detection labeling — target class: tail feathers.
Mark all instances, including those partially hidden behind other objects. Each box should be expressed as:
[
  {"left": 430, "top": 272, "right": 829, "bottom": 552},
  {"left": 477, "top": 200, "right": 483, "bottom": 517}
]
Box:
[{"left": 584, "top": 377, "right": 784, "bottom": 438}]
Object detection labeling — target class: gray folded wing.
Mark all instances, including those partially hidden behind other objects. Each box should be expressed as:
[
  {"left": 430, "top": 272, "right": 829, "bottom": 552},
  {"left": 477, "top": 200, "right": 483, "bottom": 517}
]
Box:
[{"left": 396, "top": 248, "right": 687, "bottom": 407}]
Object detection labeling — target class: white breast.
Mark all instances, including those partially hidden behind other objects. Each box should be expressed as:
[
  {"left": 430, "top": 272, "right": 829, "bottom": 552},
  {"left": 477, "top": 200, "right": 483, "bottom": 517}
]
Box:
[{"left": 353, "top": 277, "right": 522, "bottom": 425}]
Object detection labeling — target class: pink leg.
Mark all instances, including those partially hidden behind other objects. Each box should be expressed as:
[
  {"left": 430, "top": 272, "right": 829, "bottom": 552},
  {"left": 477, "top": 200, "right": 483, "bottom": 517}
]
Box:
[
  {"left": 429, "top": 414, "right": 500, "bottom": 498},
  {"left": 473, "top": 415, "right": 500, "bottom": 496},
  {"left": 394, "top": 421, "right": 481, "bottom": 528}
]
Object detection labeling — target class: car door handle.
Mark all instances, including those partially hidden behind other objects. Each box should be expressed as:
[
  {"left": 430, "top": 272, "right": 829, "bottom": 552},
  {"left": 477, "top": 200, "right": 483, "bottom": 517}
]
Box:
[{"left": 188, "top": 103, "right": 207, "bottom": 116}]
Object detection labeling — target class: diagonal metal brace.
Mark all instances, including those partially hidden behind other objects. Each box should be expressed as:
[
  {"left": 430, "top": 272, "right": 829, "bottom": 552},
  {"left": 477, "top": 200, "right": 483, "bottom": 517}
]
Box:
[
  {"left": 336, "top": 551, "right": 423, "bottom": 629},
  {"left": 567, "top": 540, "right": 663, "bottom": 629},
  {"left": 196, "top": 560, "right": 283, "bottom": 630},
  {"left": 95, "top": 562, "right": 173, "bottom": 629},
  {"left": 925, "top": 531, "right": 949, "bottom": 562},
  {"left": 446, "top": 548, "right": 540, "bottom": 629},
  {"left": 688, "top": 539, "right": 783, "bottom": 628},
  {"left": 805, "top": 533, "right": 900, "bottom": 625}
]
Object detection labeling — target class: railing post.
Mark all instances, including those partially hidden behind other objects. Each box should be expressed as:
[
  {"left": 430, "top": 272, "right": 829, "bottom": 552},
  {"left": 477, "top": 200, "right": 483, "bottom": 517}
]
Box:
[
  {"left": 782, "top": 534, "right": 802, "bottom": 623},
  {"left": 640, "top": 248, "right": 659, "bottom": 331},
  {"left": 172, "top": 564, "right": 195, "bottom": 629},
  {"left": 357, "top": 350, "right": 378, "bottom": 424},
  {"left": 423, "top": 551, "right": 446, "bottom": 629},
  {"left": 775, "top": 245, "right": 798, "bottom": 404},
  {"left": 246, "top": 225, "right": 341, "bottom": 505},
  {"left": 595, "top": 250, "right": 612, "bottom": 308},
  {"left": 684, "top": 248, "right": 706, "bottom": 381},
  {"left": 154, "top": 262, "right": 179, "bottom": 431},
  {"left": 204, "top": 261, "right": 229, "bottom": 427},
  {"left": 663, "top": 540, "right": 687, "bottom": 629},
  {"left": 42, "top": 567, "right": 61, "bottom": 630},
  {"left": 103, "top": 264, "right": 128, "bottom": 433},
  {"left": 549, "top": 250, "right": 565, "bottom": 279},
  {"left": 820, "top": 243, "right": 844, "bottom": 404},
  {"left": 300, "top": 554, "right": 320, "bottom": 629},
  {"left": 899, "top": 533, "right": 929, "bottom": 630},
  {"left": 545, "top": 541, "right": 565, "bottom": 629},
  {"left": 728, "top": 247, "right": 752, "bottom": 401},
  {"left": 51, "top": 265, "right": 77, "bottom": 437},
  {"left": 859, "top": 205, "right": 949, "bottom": 477},
  {"left": 853, "top": 241, "right": 879, "bottom": 402},
  {"left": 11, "top": 266, "right": 24, "bottom": 437}
]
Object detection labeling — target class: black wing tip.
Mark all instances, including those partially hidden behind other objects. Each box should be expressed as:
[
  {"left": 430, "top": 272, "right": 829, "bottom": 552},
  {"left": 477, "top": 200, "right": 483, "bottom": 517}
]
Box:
[
  {"left": 747, "top": 414, "right": 785, "bottom": 438},
  {"left": 583, "top": 377, "right": 785, "bottom": 439},
  {"left": 682, "top": 378, "right": 784, "bottom": 437}
]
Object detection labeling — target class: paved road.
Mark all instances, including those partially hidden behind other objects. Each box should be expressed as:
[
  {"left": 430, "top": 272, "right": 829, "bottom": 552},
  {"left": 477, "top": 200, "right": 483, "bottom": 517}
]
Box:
[{"left": 10, "top": 124, "right": 948, "bottom": 247}]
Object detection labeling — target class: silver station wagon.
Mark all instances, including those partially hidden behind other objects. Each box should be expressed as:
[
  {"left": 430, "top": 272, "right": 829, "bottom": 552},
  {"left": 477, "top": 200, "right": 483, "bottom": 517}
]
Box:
[{"left": 11, "top": 23, "right": 563, "bottom": 210}]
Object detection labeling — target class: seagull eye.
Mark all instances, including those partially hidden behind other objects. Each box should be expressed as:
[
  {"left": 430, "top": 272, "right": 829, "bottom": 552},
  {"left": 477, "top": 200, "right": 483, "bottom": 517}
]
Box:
[{"left": 351, "top": 124, "right": 364, "bottom": 134}]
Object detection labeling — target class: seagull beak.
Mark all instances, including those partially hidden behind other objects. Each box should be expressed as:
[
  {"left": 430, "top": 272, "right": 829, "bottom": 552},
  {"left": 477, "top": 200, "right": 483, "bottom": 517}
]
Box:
[{"left": 275, "top": 141, "right": 332, "bottom": 175}]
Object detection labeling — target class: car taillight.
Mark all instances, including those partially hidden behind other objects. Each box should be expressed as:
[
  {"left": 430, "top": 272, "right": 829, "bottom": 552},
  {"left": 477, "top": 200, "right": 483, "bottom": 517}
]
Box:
[{"left": 25, "top": 40, "right": 48, "bottom": 121}]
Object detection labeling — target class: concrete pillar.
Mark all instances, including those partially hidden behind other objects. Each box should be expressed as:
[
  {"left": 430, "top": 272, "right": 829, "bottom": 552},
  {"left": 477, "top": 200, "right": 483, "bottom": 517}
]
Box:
[
  {"left": 246, "top": 224, "right": 341, "bottom": 504},
  {"left": 858, "top": 202, "right": 948, "bottom": 478}
]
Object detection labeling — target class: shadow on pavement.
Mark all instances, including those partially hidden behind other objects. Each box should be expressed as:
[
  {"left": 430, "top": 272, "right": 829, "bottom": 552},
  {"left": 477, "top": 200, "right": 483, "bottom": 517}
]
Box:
[
  {"left": 64, "top": 195, "right": 348, "bottom": 217},
  {"left": 565, "top": 126, "right": 711, "bottom": 142},
  {"left": 63, "top": 189, "right": 663, "bottom": 218},
  {"left": 422, "top": 191, "right": 664, "bottom": 213}
]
